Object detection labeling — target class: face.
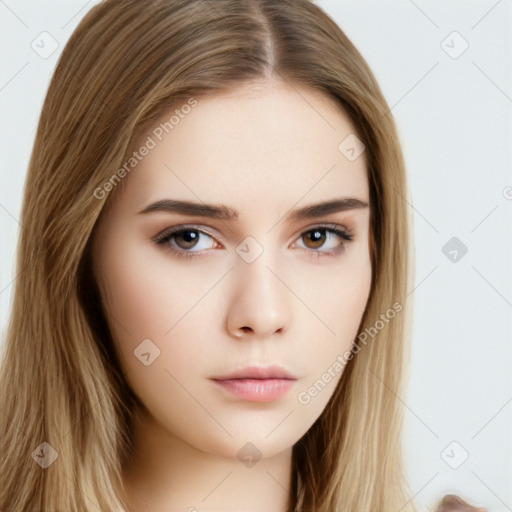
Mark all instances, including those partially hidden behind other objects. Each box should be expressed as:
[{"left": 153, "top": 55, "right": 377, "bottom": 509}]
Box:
[{"left": 92, "top": 79, "right": 372, "bottom": 461}]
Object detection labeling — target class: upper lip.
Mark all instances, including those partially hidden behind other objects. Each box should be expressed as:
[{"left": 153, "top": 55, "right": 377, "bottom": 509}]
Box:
[{"left": 211, "top": 365, "right": 297, "bottom": 380}]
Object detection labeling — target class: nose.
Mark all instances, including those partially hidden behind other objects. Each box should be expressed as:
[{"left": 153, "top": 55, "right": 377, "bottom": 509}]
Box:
[{"left": 226, "top": 250, "right": 291, "bottom": 341}]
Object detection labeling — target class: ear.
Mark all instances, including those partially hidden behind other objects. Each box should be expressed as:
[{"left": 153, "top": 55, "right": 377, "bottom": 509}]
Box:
[{"left": 436, "top": 494, "right": 486, "bottom": 512}]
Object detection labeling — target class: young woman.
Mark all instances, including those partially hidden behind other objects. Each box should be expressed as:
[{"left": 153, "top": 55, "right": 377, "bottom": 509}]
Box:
[{"left": 0, "top": 0, "right": 487, "bottom": 510}]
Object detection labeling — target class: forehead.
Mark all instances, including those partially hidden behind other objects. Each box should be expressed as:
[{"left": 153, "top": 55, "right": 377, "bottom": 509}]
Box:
[{"left": 118, "top": 81, "right": 369, "bottom": 216}]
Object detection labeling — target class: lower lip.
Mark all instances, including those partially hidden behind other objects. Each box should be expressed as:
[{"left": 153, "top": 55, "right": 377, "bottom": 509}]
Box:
[{"left": 211, "top": 378, "right": 296, "bottom": 402}]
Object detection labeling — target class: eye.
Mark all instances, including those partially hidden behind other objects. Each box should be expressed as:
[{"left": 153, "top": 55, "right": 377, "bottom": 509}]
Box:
[
  {"left": 152, "top": 226, "right": 218, "bottom": 259},
  {"left": 294, "top": 224, "right": 353, "bottom": 257},
  {"left": 152, "top": 223, "right": 353, "bottom": 260}
]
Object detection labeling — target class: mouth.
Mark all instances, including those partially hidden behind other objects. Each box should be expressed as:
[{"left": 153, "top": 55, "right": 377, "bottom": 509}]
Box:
[
  {"left": 210, "top": 365, "right": 297, "bottom": 402},
  {"left": 210, "top": 378, "right": 296, "bottom": 402},
  {"left": 211, "top": 364, "right": 296, "bottom": 381}
]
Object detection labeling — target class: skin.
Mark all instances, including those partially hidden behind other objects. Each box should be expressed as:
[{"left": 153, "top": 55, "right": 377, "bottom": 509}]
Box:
[{"left": 92, "top": 78, "right": 372, "bottom": 512}]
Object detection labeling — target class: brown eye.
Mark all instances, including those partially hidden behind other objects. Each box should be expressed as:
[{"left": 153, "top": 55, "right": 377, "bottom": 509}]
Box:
[
  {"left": 302, "top": 229, "right": 327, "bottom": 249},
  {"left": 153, "top": 227, "right": 217, "bottom": 254},
  {"left": 173, "top": 229, "right": 201, "bottom": 249},
  {"left": 296, "top": 226, "right": 352, "bottom": 254}
]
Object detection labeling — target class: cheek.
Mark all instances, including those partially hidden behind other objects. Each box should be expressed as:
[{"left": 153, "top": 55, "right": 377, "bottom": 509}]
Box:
[
  {"left": 96, "top": 233, "right": 216, "bottom": 390},
  {"left": 99, "top": 255, "right": 173, "bottom": 344},
  {"left": 98, "top": 231, "right": 209, "bottom": 344},
  {"left": 327, "top": 258, "right": 372, "bottom": 341},
  {"left": 297, "top": 240, "right": 372, "bottom": 347},
  {"left": 96, "top": 239, "right": 212, "bottom": 427},
  {"left": 293, "top": 245, "right": 372, "bottom": 411}
]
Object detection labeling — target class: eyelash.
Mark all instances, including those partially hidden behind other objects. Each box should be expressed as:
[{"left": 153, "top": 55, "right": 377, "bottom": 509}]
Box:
[{"left": 151, "top": 223, "right": 354, "bottom": 261}]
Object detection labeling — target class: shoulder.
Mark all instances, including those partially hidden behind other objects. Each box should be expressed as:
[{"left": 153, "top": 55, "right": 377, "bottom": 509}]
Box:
[{"left": 436, "top": 494, "right": 486, "bottom": 511}]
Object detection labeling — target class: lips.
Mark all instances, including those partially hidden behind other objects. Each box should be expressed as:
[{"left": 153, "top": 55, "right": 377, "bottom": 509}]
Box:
[
  {"left": 210, "top": 365, "right": 298, "bottom": 402},
  {"left": 211, "top": 364, "right": 296, "bottom": 381}
]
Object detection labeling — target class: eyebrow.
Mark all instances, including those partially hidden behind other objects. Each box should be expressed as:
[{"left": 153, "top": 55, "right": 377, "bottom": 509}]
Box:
[{"left": 138, "top": 197, "right": 369, "bottom": 221}]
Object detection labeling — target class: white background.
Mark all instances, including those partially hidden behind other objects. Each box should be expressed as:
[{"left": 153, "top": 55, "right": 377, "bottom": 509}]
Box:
[{"left": 1, "top": 1, "right": 511, "bottom": 510}]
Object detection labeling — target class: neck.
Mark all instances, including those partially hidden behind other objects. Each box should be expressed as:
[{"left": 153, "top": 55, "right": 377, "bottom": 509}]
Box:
[{"left": 122, "top": 409, "right": 294, "bottom": 512}]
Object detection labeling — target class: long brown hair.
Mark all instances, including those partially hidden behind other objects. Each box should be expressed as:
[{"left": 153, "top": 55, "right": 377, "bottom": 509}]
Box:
[{"left": 0, "top": 1, "right": 416, "bottom": 510}]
